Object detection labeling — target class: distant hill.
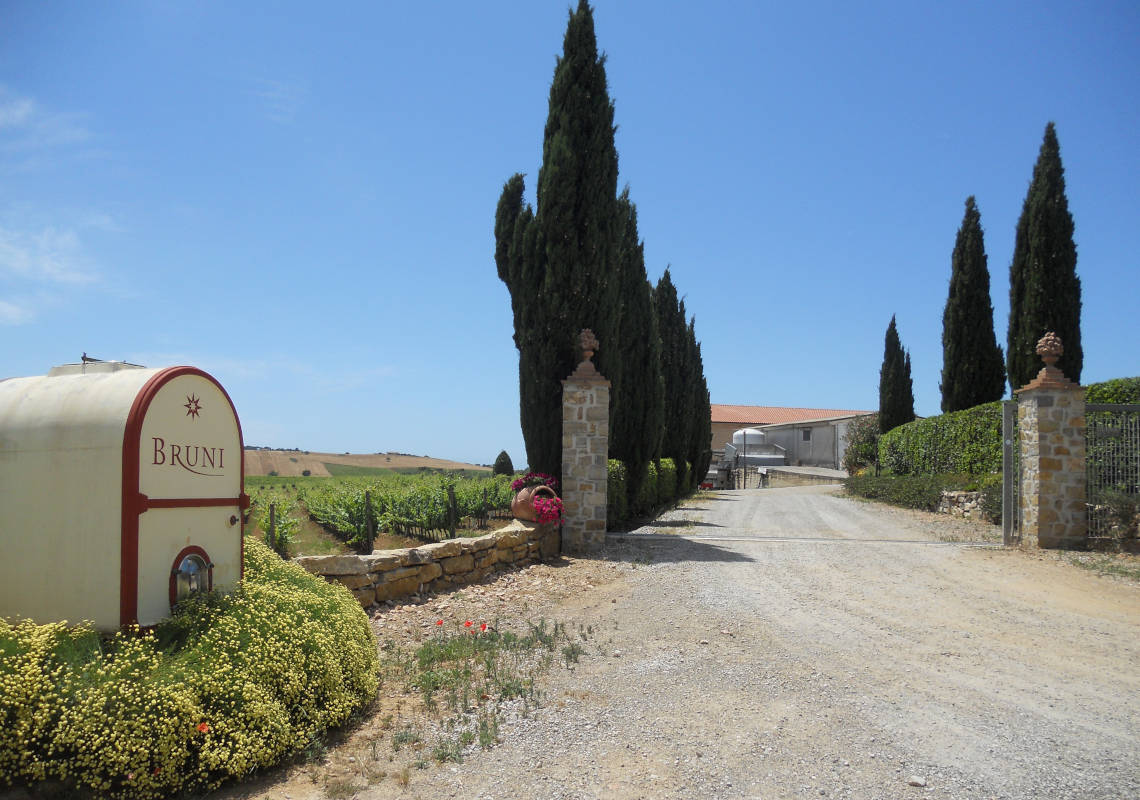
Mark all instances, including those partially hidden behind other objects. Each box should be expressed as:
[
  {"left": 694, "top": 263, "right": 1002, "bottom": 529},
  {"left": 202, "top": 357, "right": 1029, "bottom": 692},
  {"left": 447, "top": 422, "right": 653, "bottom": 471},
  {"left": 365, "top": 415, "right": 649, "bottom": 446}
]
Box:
[{"left": 243, "top": 449, "right": 490, "bottom": 477}]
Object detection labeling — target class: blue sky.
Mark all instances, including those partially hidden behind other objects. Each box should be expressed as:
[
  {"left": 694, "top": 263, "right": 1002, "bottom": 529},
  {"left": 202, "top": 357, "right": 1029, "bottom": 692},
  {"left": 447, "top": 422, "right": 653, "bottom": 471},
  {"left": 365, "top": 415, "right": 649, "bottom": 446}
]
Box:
[{"left": 2, "top": 1, "right": 1137, "bottom": 467}]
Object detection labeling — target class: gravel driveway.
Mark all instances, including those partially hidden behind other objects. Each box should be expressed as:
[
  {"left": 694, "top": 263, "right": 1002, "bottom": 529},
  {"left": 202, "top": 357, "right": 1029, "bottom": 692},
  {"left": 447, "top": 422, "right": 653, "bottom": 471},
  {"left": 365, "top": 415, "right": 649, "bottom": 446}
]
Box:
[
  {"left": 407, "top": 485, "right": 1140, "bottom": 800},
  {"left": 209, "top": 485, "right": 1140, "bottom": 800}
]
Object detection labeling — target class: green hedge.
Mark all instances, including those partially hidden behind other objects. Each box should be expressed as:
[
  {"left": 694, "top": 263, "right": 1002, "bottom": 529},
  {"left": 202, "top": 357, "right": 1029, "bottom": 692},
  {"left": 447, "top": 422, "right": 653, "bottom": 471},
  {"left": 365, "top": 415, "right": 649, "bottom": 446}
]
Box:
[
  {"left": 657, "top": 459, "right": 677, "bottom": 507},
  {"left": 0, "top": 539, "right": 379, "bottom": 799},
  {"left": 879, "top": 401, "right": 1003, "bottom": 475},
  {"left": 608, "top": 458, "right": 700, "bottom": 529},
  {"left": 676, "top": 461, "right": 690, "bottom": 499},
  {"left": 1086, "top": 377, "right": 1140, "bottom": 404},
  {"left": 845, "top": 473, "right": 1000, "bottom": 515},
  {"left": 635, "top": 461, "right": 659, "bottom": 517},
  {"left": 607, "top": 459, "right": 628, "bottom": 526},
  {"left": 877, "top": 377, "right": 1140, "bottom": 478}
]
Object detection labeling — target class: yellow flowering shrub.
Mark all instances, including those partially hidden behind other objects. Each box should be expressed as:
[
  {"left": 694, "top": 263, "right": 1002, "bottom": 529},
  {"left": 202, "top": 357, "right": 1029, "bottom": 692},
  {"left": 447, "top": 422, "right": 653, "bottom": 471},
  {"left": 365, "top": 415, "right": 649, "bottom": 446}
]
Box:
[{"left": 0, "top": 538, "right": 379, "bottom": 799}]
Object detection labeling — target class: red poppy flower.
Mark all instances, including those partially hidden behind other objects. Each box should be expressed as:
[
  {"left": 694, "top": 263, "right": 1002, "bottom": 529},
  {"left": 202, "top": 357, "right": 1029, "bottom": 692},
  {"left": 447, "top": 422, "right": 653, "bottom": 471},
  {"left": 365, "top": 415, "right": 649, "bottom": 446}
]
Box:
[
  {"left": 197, "top": 722, "right": 210, "bottom": 734},
  {"left": 464, "top": 620, "right": 473, "bottom": 628},
  {"left": 480, "top": 622, "right": 488, "bottom": 632},
  {"left": 436, "top": 619, "right": 443, "bottom": 626}
]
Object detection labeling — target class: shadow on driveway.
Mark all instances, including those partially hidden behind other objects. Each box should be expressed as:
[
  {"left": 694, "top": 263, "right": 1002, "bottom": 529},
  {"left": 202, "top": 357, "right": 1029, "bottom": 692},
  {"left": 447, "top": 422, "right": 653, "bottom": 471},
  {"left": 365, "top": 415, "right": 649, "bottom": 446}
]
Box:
[{"left": 603, "top": 533, "right": 755, "bottom": 563}]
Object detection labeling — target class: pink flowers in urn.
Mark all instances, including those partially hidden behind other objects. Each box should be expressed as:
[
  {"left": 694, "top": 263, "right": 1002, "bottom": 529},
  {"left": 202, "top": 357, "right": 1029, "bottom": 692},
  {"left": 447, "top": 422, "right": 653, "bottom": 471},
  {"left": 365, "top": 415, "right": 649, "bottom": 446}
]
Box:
[
  {"left": 510, "top": 472, "right": 559, "bottom": 492},
  {"left": 532, "top": 495, "right": 564, "bottom": 525}
]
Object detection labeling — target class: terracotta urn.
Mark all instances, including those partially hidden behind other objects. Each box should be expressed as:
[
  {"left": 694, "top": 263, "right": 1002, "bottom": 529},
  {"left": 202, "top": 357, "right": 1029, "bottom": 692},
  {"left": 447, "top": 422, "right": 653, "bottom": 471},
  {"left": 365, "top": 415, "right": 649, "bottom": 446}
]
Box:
[{"left": 511, "top": 485, "right": 559, "bottom": 522}]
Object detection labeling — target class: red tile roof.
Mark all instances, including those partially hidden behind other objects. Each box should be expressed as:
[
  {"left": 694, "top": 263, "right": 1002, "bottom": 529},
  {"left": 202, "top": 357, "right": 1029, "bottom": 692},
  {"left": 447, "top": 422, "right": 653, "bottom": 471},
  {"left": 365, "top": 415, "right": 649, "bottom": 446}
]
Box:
[{"left": 711, "top": 404, "right": 873, "bottom": 425}]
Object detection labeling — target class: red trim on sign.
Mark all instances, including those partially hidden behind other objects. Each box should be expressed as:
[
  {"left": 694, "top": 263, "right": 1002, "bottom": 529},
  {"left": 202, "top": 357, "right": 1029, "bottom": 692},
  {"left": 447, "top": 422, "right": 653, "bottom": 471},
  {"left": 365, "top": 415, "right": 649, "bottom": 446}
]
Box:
[
  {"left": 168, "top": 545, "right": 214, "bottom": 608},
  {"left": 121, "top": 366, "right": 245, "bottom": 628},
  {"left": 145, "top": 497, "right": 242, "bottom": 509}
]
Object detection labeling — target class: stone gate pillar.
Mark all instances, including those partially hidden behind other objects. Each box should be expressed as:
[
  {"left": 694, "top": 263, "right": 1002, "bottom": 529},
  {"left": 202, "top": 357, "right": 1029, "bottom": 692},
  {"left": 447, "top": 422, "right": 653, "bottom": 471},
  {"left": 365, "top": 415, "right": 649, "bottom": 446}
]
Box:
[
  {"left": 561, "top": 329, "right": 610, "bottom": 555},
  {"left": 1017, "top": 332, "right": 1087, "bottom": 549}
]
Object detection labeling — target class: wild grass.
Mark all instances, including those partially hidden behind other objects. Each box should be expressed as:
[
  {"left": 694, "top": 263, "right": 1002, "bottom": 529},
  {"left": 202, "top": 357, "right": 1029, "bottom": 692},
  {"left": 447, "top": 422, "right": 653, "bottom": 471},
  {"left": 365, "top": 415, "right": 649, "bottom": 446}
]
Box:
[
  {"left": 374, "top": 618, "right": 589, "bottom": 768},
  {"left": 1063, "top": 551, "right": 1140, "bottom": 582}
]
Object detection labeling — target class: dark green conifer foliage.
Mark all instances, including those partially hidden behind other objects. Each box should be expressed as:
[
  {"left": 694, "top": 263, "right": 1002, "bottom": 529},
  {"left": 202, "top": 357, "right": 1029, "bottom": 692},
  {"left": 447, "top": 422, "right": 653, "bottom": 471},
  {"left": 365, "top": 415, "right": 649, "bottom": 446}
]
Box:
[
  {"left": 685, "top": 319, "right": 712, "bottom": 492},
  {"left": 940, "top": 196, "right": 1006, "bottom": 411},
  {"left": 492, "top": 450, "right": 514, "bottom": 476},
  {"left": 493, "top": 0, "right": 621, "bottom": 478},
  {"left": 653, "top": 270, "right": 691, "bottom": 466},
  {"left": 879, "top": 315, "right": 915, "bottom": 434},
  {"left": 1007, "top": 122, "right": 1082, "bottom": 391},
  {"left": 610, "top": 189, "right": 664, "bottom": 505}
]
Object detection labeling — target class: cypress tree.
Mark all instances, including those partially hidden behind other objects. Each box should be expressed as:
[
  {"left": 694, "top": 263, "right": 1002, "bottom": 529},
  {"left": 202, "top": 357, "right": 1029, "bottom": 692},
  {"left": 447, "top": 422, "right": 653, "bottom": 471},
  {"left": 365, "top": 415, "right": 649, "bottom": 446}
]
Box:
[
  {"left": 879, "top": 315, "right": 915, "bottom": 434},
  {"left": 610, "top": 189, "right": 664, "bottom": 504},
  {"left": 654, "top": 269, "right": 690, "bottom": 466},
  {"left": 1007, "top": 122, "right": 1082, "bottom": 391},
  {"left": 940, "top": 196, "right": 1006, "bottom": 411},
  {"left": 493, "top": 0, "right": 621, "bottom": 478},
  {"left": 685, "top": 319, "right": 712, "bottom": 493},
  {"left": 492, "top": 450, "right": 514, "bottom": 476}
]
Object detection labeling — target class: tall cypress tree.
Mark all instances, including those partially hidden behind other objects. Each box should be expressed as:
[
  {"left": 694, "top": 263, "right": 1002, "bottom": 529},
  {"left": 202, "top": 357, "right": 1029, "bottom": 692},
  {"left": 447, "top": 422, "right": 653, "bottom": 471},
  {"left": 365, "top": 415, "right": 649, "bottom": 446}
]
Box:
[
  {"left": 494, "top": 0, "right": 621, "bottom": 478},
  {"left": 1007, "top": 122, "right": 1082, "bottom": 391},
  {"left": 685, "top": 319, "right": 712, "bottom": 493},
  {"left": 654, "top": 269, "right": 690, "bottom": 466},
  {"left": 940, "top": 196, "right": 1006, "bottom": 411},
  {"left": 610, "top": 188, "right": 664, "bottom": 503},
  {"left": 879, "top": 315, "right": 915, "bottom": 434}
]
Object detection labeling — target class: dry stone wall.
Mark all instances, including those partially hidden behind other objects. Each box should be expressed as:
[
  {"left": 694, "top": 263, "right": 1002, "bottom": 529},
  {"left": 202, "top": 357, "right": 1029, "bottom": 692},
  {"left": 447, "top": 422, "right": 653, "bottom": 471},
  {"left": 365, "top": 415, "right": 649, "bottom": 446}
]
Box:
[
  {"left": 293, "top": 520, "right": 559, "bottom": 607},
  {"left": 938, "top": 490, "right": 984, "bottom": 519}
]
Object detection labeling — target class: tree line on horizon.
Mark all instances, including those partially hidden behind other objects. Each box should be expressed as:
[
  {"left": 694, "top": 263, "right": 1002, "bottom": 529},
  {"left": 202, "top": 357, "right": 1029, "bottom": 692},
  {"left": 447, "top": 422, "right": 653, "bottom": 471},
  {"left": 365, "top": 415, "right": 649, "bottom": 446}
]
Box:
[
  {"left": 880, "top": 121, "right": 1082, "bottom": 434},
  {"left": 494, "top": 0, "right": 711, "bottom": 502}
]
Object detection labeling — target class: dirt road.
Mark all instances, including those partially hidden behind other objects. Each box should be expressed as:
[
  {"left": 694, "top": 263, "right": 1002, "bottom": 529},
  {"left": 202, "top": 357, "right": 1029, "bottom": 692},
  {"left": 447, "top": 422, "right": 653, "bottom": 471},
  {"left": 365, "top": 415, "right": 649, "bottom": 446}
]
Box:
[{"left": 231, "top": 485, "right": 1140, "bottom": 799}]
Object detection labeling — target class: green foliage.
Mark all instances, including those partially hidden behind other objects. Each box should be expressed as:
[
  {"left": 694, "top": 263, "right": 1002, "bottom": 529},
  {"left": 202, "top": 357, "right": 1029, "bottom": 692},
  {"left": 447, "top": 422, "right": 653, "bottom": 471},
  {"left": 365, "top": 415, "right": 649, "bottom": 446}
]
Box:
[
  {"left": 494, "top": 0, "right": 620, "bottom": 478},
  {"left": 253, "top": 488, "right": 301, "bottom": 557},
  {"left": 492, "top": 450, "right": 514, "bottom": 476},
  {"left": 0, "top": 538, "right": 378, "bottom": 799},
  {"left": 846, "top": 473, "right": 1002, "bottom": 520},
  {"left": 610, "top": 189, "right": 664, "bottom": 505},
  {"left": 635, "top": 461, "right": 659, "bottom": 517},
  {"left": 302, "top": 473, "right": 514, "bottom": 543},
  {"left": 845, "top": 474, "right": 954, "bottom": 511},
  {"left": 654, "top": 270, "right": 690, "bottom": 465},
  {"left": 841, "top": 413, "right": 880, "bottom": 474},
  {"left": 495, "top": 3, "right": 711, "bottom": 489},
  {"left": 656, "top": 458, "right": 677, "bottom": 507},
  {"left": 606, "top": 459, "right": 628, "bottom": 527},
  {"left": 879, "top": 315, "right": 915, "bottom": 434},
  {"left": 1085, "top": 377, "right": 1140, "bottom": 405},
  {"left": 1008, "top": 122, "right": 1082, "bottom": 391},
  {"left": 878, "top": 401, "right": 1003, "bottom": 476},
  {"left": 941, "top": 196, "right": 1005, "bottom": 411},
  {"left": 980, "top": 475, "right": 1004, "bottom": 526},
  {"left": 684, "top": 321, "right": 712, "bottom": 494}
]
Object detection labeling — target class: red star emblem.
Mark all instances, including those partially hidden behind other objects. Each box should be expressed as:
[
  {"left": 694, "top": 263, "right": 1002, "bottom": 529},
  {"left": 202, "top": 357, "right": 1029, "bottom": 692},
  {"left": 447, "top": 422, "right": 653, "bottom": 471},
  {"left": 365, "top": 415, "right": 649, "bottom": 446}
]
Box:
[{"left": 184, "top": 394, "right": 202, "bottom": 418}]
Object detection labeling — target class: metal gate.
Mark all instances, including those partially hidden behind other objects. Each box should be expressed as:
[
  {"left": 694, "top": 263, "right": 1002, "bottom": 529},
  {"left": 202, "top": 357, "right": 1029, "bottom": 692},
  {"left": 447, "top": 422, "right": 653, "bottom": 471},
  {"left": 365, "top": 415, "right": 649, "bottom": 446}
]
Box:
[
  {"left": 1086, "top": 404, "right": 1140, "bottom": 541},
  {"left": 1001, "top": 400, "right": 1020, "bottom": 545}
]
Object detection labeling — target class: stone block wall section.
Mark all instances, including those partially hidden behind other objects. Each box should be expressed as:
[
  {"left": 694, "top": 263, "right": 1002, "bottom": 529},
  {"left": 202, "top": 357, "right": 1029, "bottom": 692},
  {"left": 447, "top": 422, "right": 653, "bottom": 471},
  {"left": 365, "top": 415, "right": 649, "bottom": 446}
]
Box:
[
  {"left": 1016, "top": 333, "right": 1087, "bottom": 549},
  {"left": 938, "top": 490, "right": 985, "bottom": 519},
  {"left": 561, "top": 329, "right": 610, "bottom": 555},
  {"left": 293, "top": 520, "right": 559, "bottom": 607}
]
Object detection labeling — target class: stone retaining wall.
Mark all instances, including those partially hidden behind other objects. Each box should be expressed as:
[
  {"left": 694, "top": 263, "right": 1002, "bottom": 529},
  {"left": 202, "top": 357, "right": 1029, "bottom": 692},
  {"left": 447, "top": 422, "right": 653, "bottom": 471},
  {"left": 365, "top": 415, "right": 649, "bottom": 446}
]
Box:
[
  {"left": 293, "top": 520, "right": 559, "bottom": 607},
  {"left": 938, "top": 490, "right": 984, "bottom": 519},
  {"left": 766, "top": 470, "right": 845, "bottom": 488}
]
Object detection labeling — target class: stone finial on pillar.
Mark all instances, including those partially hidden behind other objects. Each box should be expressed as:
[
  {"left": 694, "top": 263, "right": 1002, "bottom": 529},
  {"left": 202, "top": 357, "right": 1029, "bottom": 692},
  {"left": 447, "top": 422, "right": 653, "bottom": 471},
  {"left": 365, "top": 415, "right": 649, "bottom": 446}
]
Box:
[
  {"left": 1020, "top": 332, "right": 1079, "bottom": 392},
  {"left": 561, "top": 328, "right": 610, "bottom": 555},
  {"left": 569, "top": 328, "right": 602, "bottom": 379},
  {"left": 1016, "top": 332, "right": 1087, "bottom": 549}
]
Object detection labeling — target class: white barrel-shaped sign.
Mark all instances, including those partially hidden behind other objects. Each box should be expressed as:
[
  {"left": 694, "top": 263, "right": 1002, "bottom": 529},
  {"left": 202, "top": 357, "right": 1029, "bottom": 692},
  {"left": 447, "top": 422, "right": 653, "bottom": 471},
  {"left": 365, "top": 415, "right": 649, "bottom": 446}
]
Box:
[{"left": 0, "top": 364, "right": 247, "bottom": 629}]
